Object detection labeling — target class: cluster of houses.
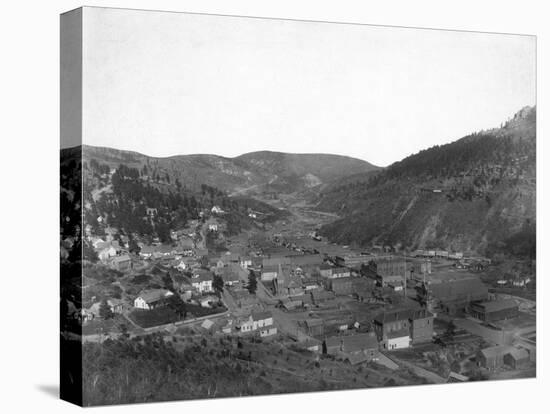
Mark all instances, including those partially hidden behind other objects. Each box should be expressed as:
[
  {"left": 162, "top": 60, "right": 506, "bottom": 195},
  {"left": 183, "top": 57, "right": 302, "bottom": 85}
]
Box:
[
  {"left": 293, "top": 305, "right": 435, "bottom": 364},
  {"left": 477, "top": 344, "right": 533, "bottom": 370}
]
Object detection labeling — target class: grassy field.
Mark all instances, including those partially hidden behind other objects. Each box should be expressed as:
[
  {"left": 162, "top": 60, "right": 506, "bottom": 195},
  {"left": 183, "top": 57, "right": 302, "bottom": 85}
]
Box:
[{"left": 82, "top": 330, "right": 428, "bottom": 406}]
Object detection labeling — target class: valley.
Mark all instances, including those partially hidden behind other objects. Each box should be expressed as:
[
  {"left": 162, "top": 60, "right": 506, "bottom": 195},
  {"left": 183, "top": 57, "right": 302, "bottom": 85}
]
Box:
[{"left": 60, "top": 106, "right": 536, "bottom": 406}]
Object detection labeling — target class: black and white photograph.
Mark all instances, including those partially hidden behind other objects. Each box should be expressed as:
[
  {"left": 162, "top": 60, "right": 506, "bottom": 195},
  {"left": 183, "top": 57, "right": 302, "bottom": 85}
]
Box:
[
  {"left": 58, "top": 6, "right": 539, "bottom": 407},
  {"left": 3, "top": 1, "right": 548, "bottom": 413}
]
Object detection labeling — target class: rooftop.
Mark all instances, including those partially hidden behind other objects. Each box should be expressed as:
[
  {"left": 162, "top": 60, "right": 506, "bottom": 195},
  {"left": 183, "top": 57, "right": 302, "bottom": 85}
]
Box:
[{"left": 137, "top": 289, "right": 173, "bottom": 303}]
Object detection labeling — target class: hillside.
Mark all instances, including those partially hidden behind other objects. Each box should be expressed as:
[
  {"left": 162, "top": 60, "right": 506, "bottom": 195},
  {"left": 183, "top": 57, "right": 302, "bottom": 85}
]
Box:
[
  {"left": 317, "top": 106, "right": 536, "bottom": 258},
  {"left": 81, "top": 146, "right": 378, "bottom": 196}
]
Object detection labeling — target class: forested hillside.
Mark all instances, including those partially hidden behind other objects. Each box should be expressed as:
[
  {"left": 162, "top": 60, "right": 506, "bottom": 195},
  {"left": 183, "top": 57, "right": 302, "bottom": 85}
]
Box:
[
  {"left": 318, "top": 107, "right": 536, "bottom": 258},
  {"left": 81, "top": 145, "right": 377, "bottom": 197},
  {"left": 81, "top": 156, "right": 286, "bottom": 247}
]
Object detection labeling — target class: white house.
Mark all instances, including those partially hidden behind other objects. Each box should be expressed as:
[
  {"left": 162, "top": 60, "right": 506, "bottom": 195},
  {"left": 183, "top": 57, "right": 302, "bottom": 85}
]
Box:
[
  {"left": 329, "top": 267, "right": 351, "bottom": 279},
  {"left": 236, "top": 311, "right": 276, "bottom": 336},
  {"left": 191, "top": 270, "right": 213, "bottom": 293},
  {"left": 208, "top": 224, "right": 218, "bottom": 232},
  {"left": 134, "top": 289, "right": 174, "bottom": 310},
  {"left": 251, "top": 311, "right": 273, "bottom": 330}
]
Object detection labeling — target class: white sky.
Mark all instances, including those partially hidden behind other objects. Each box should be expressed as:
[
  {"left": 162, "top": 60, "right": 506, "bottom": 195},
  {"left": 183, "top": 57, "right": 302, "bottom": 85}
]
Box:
[{"left": 79, "top": 7, "right": 536, "bottom": 167}]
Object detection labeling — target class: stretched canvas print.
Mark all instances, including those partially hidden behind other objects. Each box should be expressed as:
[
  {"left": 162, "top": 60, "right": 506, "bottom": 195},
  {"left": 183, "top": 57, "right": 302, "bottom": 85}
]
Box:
[{"left": 60, "top": 6, "right": 537, "bottom": 407}]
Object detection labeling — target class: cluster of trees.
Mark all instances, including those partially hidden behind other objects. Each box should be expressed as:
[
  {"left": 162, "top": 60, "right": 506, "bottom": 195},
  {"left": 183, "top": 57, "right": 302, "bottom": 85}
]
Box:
[
  {"left": 84, "top": 162, "right": 203, "bottom": 240},
  {"left": 380, "top": 132, "right": 534, "bottom": 183},
  {"left": 83, "top": 160, "right": 282, "bottom": 242}
]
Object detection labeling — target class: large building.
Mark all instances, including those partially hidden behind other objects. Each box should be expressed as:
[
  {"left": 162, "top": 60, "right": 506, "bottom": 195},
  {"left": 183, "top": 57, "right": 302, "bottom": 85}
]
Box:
[
  {"left": 373, "top": 307, "right": 434, "bottom": 346},
  {"left": 419, "top": 277, "right": 489, "bottom": 316},
  {"left": 469, "top": 299, "right": 519, "bottom": 322},
  {"left": 365, "top": 256, "right": 409, "bottom": 287}
]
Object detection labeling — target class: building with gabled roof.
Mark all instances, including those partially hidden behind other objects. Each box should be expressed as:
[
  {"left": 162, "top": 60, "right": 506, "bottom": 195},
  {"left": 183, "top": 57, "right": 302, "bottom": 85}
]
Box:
[
  {"left": 373, "top": 307, "right": 434, "bottom": 345},
  {"left": 469, "top": 299, "right": 518, "bottom": 322},
  {"left": 304, "top": 318, "right": 324, "bottom": 337},
  {"left": 503, "top": 348, "right": 530, "bottom": 369},
  {"left": 478, "top": 345, "right": 513, "bottom": 370},
  {"left": 134, "top": 289, "right": 174, "bottom": 310},
  {"left": 219, "top": 263, "right": 246, "bottom": 286},
  {"left": 190, "top": 269, "right": 213, "bottom": 293},
  {"left": 324, "top": 332, "right": 379, "bottom": 362},
  {"left": 422, "top": 277, "right": 489, "bottom": 315}
]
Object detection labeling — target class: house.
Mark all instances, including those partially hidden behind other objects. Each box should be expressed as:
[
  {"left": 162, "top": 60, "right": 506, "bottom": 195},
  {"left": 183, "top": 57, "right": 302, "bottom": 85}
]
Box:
[
  {"left": 190, "top": 269, "right": 213, "bottom": 293},
  {"left": 175, "top": 257, "right": 198, "bottom": 272},
  {"left": 208, "top": 224, "right": 218, "bottom": 232},
  {"left": 97, "top": 244, "right": 118, "bottom": 262},
  {"left": 111, "top": 254, "right": 132, "bottom": 271},
  {"left": 373, "top": 307, "right": 434, "bottom": 346},
  {"left": 236, "top": 316, "right": 255, "bottom": 333},
  {"left": 365, "top": 257, "right": 408, "bottom": 285},
  {"left": 230, "top": 288, "right": 259, "bottom": 310},
  {"left": 330, "top": 267, "right": 351, "bottom": 279},
  {"left": 251, "top": 311, "right": 273, "bottom": 330},
  {"left": 236, "top": 311, "right": 276, "bottom": 336},
  {"left": 478, "top": 345, "right": 513, "bottom": 370},
  {"left": 139, "top": 245, "right": 156, "bottom": 259},
  {"left": 107, "top": 298, "right": 124, "bottom": 314},
  {"left": 285, "top": 274, "right": 304, "bottom": 296},
  {"left": 134, "top": 289, "right": 174, "bottom": 310},
  {"left": 303, "top": 280, "right": 320, "bottom": 291},
  {"left": 503, "top": 348, "right": 530, "bottom": 369},
  {"left": 324, "top": 333, "right": 379, "bottom": 362},
  {"left": 422, "top": 277, "right": 489, "bottom": 315},
  {"left": 304, "top": 318, "right": 324, "bottom": 337},
  {"left": 220, "top": 264, "right": 246, "bottom": 286},
  {"left": 240, "top": 256, "right": 253, "bottom": 269},
  {"left": 172, "top": 276, "right": 196, "bottom": 300},
  {"left": 469, "top": 299, "right": 519, "bottom": 322}
]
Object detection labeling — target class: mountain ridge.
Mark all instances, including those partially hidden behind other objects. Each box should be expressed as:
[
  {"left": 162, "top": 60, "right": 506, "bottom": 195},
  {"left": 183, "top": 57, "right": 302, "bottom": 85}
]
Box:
[
  {"left": 317, "top": 106, "right": 536, "bottom": 258},
  {"left": 77, "top": 145, "right": 380, "bottom": 196}
]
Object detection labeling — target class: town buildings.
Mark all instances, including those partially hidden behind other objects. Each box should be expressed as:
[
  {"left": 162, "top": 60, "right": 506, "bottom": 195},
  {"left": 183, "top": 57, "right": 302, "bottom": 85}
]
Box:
[
  {"left": 419, "top": 277, "right": 489, "bottom": 315},
  {"left": 324, "top": 332, "right": 379, "bottom": 363},
  {"left": 190, "top": 269, "right": 214, "bottom": 293},
  {"left": 373, "top": 307, "right": 434, "bottom": 349}
]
